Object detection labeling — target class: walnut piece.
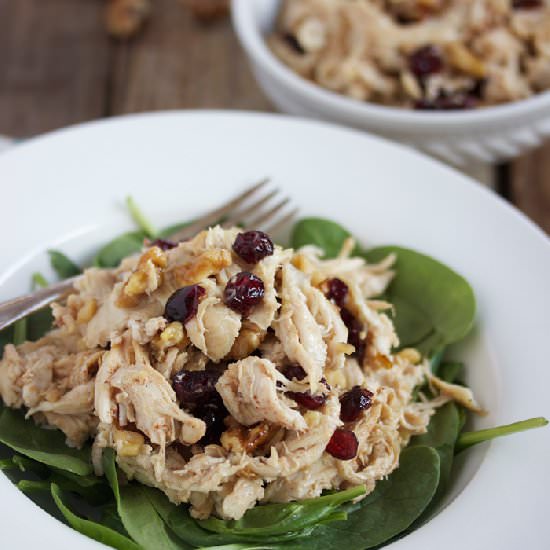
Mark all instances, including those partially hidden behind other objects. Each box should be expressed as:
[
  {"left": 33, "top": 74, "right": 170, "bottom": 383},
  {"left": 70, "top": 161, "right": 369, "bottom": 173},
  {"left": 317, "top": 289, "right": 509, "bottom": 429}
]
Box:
[
  {"left": 445, "top": 42, "right": 486, "bottom": 79},
  {"left": 221, "top": 422, "right": 278, "bottom": 454},
  {"left": 183, "top": 0, "right": 229, "bottom": 22},
  {"left": 172, "top": 249, "right": 232, "bottom": 287},
  {"left": 228, "top": 321, "right": 265, "bottom": 360},
  {"left": 117, "top": 246, "right": 167, "bottom": 308},
  {"left": 105, "top": 0, "right": 151, "bottom": 39}
]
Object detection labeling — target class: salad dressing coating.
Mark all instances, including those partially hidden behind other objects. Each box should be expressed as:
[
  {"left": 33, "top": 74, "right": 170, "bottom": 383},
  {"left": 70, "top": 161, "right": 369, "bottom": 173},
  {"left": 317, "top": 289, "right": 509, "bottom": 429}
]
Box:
[{"left": 0, "top": 226, "right": 473, "bottom": 520}]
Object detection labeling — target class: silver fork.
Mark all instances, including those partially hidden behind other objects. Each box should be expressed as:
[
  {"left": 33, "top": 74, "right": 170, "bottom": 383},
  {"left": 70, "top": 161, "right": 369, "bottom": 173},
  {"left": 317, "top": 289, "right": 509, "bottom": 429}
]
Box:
[{"left": 0, "top": 180, "right": 297, "bottom": 332}]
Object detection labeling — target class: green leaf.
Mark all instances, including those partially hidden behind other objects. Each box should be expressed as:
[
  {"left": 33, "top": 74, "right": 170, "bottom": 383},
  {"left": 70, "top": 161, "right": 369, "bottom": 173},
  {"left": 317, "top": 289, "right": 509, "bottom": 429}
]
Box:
[
  {"left": 126, "top": 196, "right": 158, "bottom": 239},
  {"left": 0, "top": 457, "right": 15, "bottom": 470},
  {"left": 13, "top": 318, "right": 27, "bottom": 345},
  {"left": 0, "top": 326, "right": 14, "bottom": 357},
  {"left": 288, "top": 218, "right": 476, "bottom": 357},
  {"left": 51, "top": 483, "right": 140, "bottom": 550},
  {"left": 48, "top": 250, "right": 81, "bottom": 279},
  {"left": 18, "top": 479, "right": 51, "bottom": 493},
  {"left": 32, "top": 272, "right": 49, "bottom": 289},
  {"left": 103, "top": 449, "right": 186, "bottom": 549},
  {"left": 148, "top": 491, "right": 255, "bottom": 548},
  {"left": 269, "top": 446, "right": 440, "bottom": 550},
  {"left": 0, "top": 407, "right": 92, "bottom": 475},
  {"left": 26, "top": 308, "right": 54, "bottom": 341},
  {"left": 103, "top": 448, "right": 120, "bottom": 503},
  {"left": 12, "top": 454, "right": 50, "bottom": 476},
  {"left": 290, "top": 217, "right": 355, "bottom": 258},
  {"left": 408, "top": 402, "right": 461, "bottom": 527},
  {"left": 199, "top": 486, "right": 364, "bottom": 538},
  {"left": 456, "top": 417, "right": 548, "bottom": 452},
  {"left": 363, "top": 247, "right": 476, "bottom": 355},
  {"left": 93, "top": 231, "right": 145, "bottom": 268}
]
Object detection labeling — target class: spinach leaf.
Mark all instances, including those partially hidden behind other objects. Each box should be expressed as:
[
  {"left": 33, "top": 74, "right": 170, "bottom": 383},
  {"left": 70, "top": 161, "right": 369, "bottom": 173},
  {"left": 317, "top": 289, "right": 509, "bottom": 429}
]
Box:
[
  {"left": 291, "top": 217, "right": 355, "bottom": 258},
  {"left": 0, "top": 457, "right": 20, "bottom": 470},
  {"left": 364, "top": 247, "right": 475, "bottom": 355},
  {"left": 149, "top": 490, "right": 318, "bottom": 547},
  {"left": 12, "top": 318, "right": 27, "bottom": 345},
  {"left": 409, "top": 403, "right": 461, "bottom": 525},
  {"left": 456, "top": 416, "right": 548, "bottom": 453},
  {"left": 103, "top": 449, "right": 186, "bottom": 549},
  {"left": 126, "top": 196, "right": 158, "bottom": 239},
  {"left": 26, "top": 308, "right": 54, "bottom": 341},
  {"left": 120, "top": 485, "right": 187, "bottom": 550},
  {"left": 50, "top": 483, "right": 140, "bottom": 550},
  {"left": 199, "top": 486, "right": 364, "bottom": 538},
  {"left": 12, "top": 454, "right": 50, "bottom": 476},
  {"left": 289, "top": 218, "right": 476, "bottom": 357},
  {"left": 437, "top": 362, "right": 464, "bottom": 384},
  {"left": 48, "top": 250, "right": 81, "bottom": 279},
  {"left": 32, "top": 272, "right": 49, "bottom": 289},
  {"left": 93, "top": 231, "right": 146, "bottom": 268},
  {"left": 0, "top": 407, "right": 92, "bottom": 475},
  {"left": 267, "top": 446, "right": 440, "bottom": 550},
  {"left": 0, "top": 326, "right": 14, "bottom": 357},
  {"left": 101, "top": 502, "right": 132, "bottom": 537},
  {"left": 19, "top": 472, "right": 111, "bottom": 506}
]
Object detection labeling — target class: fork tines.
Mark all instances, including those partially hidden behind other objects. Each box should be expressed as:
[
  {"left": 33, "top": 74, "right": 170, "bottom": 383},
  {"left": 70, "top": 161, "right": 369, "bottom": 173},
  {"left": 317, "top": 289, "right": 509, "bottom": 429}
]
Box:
[{"left": 167, "top": 179, "right": 297, "bottom": 242}]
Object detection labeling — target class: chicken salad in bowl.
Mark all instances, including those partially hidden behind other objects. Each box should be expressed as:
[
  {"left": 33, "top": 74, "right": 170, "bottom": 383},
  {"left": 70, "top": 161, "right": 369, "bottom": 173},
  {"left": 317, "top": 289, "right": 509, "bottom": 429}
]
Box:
[{"left": 0, "top": 195, "right": 546, "bottom": 550}]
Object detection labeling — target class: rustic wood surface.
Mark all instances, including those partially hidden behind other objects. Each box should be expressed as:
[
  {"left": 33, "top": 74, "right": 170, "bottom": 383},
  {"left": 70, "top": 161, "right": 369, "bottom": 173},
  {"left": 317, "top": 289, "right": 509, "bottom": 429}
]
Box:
[{"left": 0, "top": 0, "right": 548, "bottom": 233}]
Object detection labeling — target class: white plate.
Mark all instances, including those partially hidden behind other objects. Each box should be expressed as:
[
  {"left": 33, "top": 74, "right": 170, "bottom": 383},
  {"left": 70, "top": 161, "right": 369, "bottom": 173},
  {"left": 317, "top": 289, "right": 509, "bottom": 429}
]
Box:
[{"left": 0, "top": 111, "right": 548, "bottom": 549}]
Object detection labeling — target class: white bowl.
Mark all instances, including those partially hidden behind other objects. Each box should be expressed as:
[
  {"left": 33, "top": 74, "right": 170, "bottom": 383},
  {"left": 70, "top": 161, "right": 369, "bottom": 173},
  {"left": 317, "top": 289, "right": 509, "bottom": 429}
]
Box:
[
  {"left": 232, "top": 0, "right": 550, "bottom": 165},
  {"left": 0, "top": 111, "right": 549, "bottom": 548}
]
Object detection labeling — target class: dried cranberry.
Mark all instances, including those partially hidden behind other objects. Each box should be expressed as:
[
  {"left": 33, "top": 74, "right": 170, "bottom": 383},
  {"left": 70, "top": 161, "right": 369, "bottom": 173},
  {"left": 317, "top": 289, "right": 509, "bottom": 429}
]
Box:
[
  {"left": 194, "top": 398, "right": 228, "bottom": 446},
  {"left": 340, "top": 307, "right": 366, "bottom": 362},
  {"left": 151, "top": 238, "right": 177, "bottom": 250},
  {"left": 224, "top": 272, "right": 265, "bottom": 315},
  {"left": 282, "top": 364, "right": 307, "bottom": 381},
  {"left": 512, "top": 0, "right": 542, "bottom": 8},
  {"left": 340, "top": 386, "right": 374, "bottom": 422},
  {"left": 233, "top": 231, "right": 274, "bottom": 264},
  {"left": 171, "top": 441, "right": 193, "bottom": 460},
  {"left": 172, "top": 368, "right": 222, "bottom": 408},
  {"left": 325, "top": 278, "right": 349, "bottom": 308},
  {"left": 165, "top": 285, "right": 206, "bottom": 324},
  {"left": 287, "top": 391, "right": 327, "bottom": 410},
  {"left": 408, "top": 45, "right": 443, "bottom": 78},
  {"left": 283, "top": 33, "right": 305, "bottom": 54},
  {"left": 326, "top": 429, "right": 359, "bottom": 460}
]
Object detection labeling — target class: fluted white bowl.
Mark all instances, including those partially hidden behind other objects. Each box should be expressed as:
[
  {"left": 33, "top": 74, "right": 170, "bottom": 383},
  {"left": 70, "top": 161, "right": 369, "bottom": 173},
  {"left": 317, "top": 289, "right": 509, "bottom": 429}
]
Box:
[{"left": 232, "top": 0, "right": 550, "bottom": 165}]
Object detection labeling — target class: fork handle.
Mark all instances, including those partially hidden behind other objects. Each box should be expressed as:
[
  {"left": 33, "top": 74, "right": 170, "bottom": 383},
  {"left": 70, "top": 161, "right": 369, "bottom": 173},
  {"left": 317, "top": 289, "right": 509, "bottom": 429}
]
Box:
[{"left": 0, "top": 276, "right": 79, "bottom": 333}]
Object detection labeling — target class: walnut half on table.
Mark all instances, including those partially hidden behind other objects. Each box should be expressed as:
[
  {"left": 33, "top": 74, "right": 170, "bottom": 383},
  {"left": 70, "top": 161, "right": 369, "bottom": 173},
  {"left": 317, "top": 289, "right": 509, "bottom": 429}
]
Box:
[{"left": 183, "top": 0, "right": 230, "bottom": 22}]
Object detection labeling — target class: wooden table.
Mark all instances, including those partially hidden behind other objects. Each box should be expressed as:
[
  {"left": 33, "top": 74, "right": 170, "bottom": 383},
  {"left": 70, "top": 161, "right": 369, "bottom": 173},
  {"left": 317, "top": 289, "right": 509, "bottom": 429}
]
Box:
[{"left": 0, "top": 0, "right": 548, "bottom": 233}]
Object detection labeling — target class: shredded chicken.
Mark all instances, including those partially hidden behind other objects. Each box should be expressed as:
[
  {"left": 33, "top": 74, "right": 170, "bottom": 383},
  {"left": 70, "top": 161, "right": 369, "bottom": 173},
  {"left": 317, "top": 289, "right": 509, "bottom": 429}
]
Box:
[
  {"left": 0, "top": 225, "right": 480, "bottom": 520},
  {"left": 270, "top": 0, "right": 550, "bottom": 108},
  {"left": 217, "top": 357, "right": 307, "bottom": 431}
]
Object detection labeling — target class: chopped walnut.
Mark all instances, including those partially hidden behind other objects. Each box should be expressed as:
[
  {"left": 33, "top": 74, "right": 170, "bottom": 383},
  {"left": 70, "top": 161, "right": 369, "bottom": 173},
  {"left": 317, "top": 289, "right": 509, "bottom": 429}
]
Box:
[
  {"left": 172, "top": 249, "right": 231, "bottom": 287},
  {"left": 370, "top": 353, "right": 393, "bottom": 370},
  {"left": 117, "top": 246, "right": 167, "bottom": 308},
  {"left": 153, "top": 322, "right": 190, "bottom": 351},
  {"left": 445, "top": 42, "right": 486, "bottom": 79},
  {"left": 114, "top": 429, "right": 145, "bottom": 457},
  {"left": 221, "top": 422, "right": 279, "bottom": 454},
  {"left": 396, "top": 348, "right": 422, "bottom": 365},
  {"left": 183, "top": 0, "right": 229, "bottom": 22},
  {"left": 228, "top": 321, "right": 265, "bottom": 360},
  {"left": 76, "top": 299, "right": 97, "bottom": 324},
  {"left": 105, "top": 0, "right": 151, "bottom": 39}
]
